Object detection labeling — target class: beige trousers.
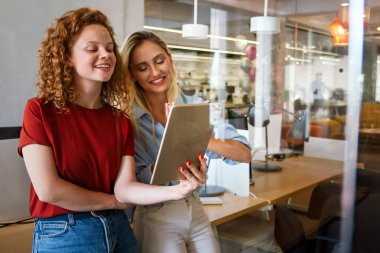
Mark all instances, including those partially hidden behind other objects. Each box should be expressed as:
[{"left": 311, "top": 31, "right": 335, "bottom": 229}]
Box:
[{"left": 133, "top": 192, "right": 220, "bottom": 253}]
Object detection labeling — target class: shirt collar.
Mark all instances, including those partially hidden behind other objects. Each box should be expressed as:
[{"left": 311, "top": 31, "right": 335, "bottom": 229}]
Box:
[{"left": 132, "top": 92, "right": 186, "bottom": 120}]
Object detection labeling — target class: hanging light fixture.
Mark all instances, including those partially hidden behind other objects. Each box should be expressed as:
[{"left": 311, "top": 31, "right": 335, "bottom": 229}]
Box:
[
  {"left": 329, "top": 1, "right": 349, "bottom": 46},
  {"left": 250, "top": 0, "right": 280, "bottom": 34},
  {"left": 339, "top": 2, "right": 350, "bottom": 29},
  {"left": 364, "top": 4, "right": 371, "bottom": 29},
  {"left": 338, "top": 2, "right": 371, "bottom": 30},
  {"left": 329, "top": 18, "right": 348, "bottom": 46},
  {"left": 182, "top": 0, "right": 209, "bottom": 39},
  {"left": 329, "top": 1, "right": 370, "bottom": 46}
]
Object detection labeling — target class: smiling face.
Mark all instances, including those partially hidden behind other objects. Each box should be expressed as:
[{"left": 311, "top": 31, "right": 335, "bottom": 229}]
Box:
[
  {"left": 68, "top": 24, "right": 116, "bottom": 89},
  {"left": 129, "top": 40, "right": 173, "bottom": 99}
]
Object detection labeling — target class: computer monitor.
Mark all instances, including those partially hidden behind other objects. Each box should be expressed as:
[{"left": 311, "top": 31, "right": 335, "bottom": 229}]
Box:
[{"left": 287, "top": 109, "right": 310, "bottom": 151}]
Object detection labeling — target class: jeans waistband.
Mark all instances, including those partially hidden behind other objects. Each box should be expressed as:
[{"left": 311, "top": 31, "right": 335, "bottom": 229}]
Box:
[{"left": 35, "top": 209, "right": 123, "bottom": 222}]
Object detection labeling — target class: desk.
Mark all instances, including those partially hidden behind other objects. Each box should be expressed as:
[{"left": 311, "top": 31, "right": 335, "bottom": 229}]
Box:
[
  {"left": 204, "top": 156, "right": 343, "bottom": 225},
  {"left": 359, "top": 128, "right": 380, "bottom": 150},
  {"left": 251, "top": 156, "right": 342, "bottom": 203},
  {"left": 204, "top": 193, "right": 268, "bottom": 227}
]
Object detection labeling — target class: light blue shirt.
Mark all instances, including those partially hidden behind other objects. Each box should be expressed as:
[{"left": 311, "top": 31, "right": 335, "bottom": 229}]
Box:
[{"left": 133, "top": 93, "right": 251, "bottom": 184}]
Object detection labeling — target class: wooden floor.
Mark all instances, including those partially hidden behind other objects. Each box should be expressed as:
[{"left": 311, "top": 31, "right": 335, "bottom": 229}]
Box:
[{"left": 0, "top": 222, "right": 33, "bottom": 253}]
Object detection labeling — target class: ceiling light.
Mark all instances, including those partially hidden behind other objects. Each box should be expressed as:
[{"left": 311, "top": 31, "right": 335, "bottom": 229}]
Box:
[
  {"left": 182, "top": 0, "right": 208, "bottom": 39},
  {"left": 168, "top": 45, "right": 245, "bottom": 56},
  {"left": 328, "top": 18, "right": 348, "bottom": 46},
  {"left": 250, "top": 0, "right": 280, "bottom": 34},
  {"left": 144, "top": 25, "right": 257, "bottom": 45},
  {"left": 143, "top": 25, "right": 339, "bottom": 56}
]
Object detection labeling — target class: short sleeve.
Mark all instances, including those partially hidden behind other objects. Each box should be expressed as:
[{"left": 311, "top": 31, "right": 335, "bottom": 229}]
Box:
[
  {"left": 18, "top": 99, "right": 51, "bottom": 156},
  {"left": 123, "top": 118, "right": 135, "bottom": 156}
]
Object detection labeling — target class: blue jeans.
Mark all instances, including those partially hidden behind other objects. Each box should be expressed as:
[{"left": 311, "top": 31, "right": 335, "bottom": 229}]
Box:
[{"left": 33, "top": 210, "right": 138, "bottom": 253}]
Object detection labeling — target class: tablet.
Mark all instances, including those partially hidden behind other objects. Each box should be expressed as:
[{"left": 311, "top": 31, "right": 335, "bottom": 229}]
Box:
[{"left": 150, "top": 103, "right": 213, "bottom": 185}]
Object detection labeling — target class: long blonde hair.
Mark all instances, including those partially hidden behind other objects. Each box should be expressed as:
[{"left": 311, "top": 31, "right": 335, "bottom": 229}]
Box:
[
  {"left": 37, "top": 7, "right": 132, "bottom": 117},
  {"left": 120, "top": 31, "right": 178, "bottom": 115}
]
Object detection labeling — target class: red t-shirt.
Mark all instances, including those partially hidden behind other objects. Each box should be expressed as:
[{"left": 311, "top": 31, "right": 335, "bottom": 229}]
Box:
[{"left": 18, "top": 98, "right": 134, "bottom": 218}]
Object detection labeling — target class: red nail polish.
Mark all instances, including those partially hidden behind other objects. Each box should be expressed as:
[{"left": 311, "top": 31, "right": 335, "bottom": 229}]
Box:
[
  {"left": 198, "top": 154, "right": 204, "bottom": 159},
  {"left": 179, "top": 166, "right": 184, "bottom": 172},
  {"left": 186, "top": 160, "right": 192, "bottom": 166}
]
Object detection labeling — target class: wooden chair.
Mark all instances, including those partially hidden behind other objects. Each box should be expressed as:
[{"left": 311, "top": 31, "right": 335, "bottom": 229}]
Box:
[{"left": 274, "top": 204, "right": 316, "bottom": 253}]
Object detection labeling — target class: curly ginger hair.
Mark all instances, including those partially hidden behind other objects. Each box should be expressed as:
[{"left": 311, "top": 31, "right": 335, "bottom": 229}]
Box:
[{"left": 36, "top": 7, "right": 132, "bottom": 117}]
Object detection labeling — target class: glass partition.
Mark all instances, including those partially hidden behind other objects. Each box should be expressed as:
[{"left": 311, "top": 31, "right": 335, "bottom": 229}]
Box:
[{"left": 144, "top": 1, "right": 379, "bottom": 253}]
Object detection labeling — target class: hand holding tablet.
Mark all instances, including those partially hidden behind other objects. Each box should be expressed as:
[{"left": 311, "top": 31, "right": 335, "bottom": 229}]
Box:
[{"left": 150, "top": 103, "right": 213, "bottom": 185}]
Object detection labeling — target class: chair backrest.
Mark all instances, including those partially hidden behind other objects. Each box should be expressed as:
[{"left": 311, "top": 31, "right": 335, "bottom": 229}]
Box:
[
  {"left": 353, "top": 193, "right": 380, "bottom": 253},
  {"left": 317, "top": 193, "right": 380, "bottom": 253},
  {"left": 274, "top": 205, "right": 306, "bottom": 252},
  {"left": 307, "top": 182, "right": 342, "bottom": 220},
  {"left": 357, "top": 169, "right": 380, "bottom": 194}
]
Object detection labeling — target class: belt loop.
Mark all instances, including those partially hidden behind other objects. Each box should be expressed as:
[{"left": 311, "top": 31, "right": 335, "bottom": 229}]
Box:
[
  {"left": 67, "top": 213, "right": 75, "bottom": 226},
  {"left": 91, "top": 211, "right": 102, "bottom": 218}
]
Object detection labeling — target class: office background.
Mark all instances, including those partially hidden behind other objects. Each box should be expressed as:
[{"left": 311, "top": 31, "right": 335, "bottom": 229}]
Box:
[{"left": 1, "top": 0, "right": 380, "bottom": 252}]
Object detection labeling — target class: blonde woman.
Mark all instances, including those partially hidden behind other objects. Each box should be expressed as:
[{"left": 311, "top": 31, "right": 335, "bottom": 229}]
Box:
[{"left": 120, "top": 31, "right": 251, "bottom": 253}]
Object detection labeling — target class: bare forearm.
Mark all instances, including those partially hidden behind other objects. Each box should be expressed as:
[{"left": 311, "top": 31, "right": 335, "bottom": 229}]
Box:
[
  {"left": 22, "top": 144, "right": 119, "bottom": 212},
  {"left": 115, "top": 181, "right": 182, "bottom": 205},
  {"left": 207, "top": 137, "right": 251, "bottom": 163},
  {"left": 40, "top": 177, "right": 117, "bottom": 212}
]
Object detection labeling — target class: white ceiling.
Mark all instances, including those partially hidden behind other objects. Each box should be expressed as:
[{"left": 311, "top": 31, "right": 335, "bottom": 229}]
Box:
[{"left": 146, "top": 0, "right": 380, "bottom": 38}]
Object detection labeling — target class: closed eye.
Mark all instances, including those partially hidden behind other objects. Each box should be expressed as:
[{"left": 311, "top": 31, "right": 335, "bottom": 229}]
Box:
[
  {"left": 156, "top": 58, "right": 164, "bottom": 64},
  {"left": 137, "top": 65, "right": 148, "bottom": 71}
]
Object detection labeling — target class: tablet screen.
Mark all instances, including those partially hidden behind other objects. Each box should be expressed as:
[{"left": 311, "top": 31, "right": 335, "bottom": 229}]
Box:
[{"left": 150, "top": 103, "right": 213, "bottom": 185}]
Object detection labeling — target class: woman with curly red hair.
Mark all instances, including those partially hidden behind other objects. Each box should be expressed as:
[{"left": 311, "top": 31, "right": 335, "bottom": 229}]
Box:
[{"left": 18, "top": 8, "right": 206, "bottom": 253}]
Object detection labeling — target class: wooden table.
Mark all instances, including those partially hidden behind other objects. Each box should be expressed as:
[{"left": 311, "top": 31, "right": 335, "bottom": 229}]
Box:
[
  {"left": 204, "top": 156, "right": 343, "bottom": 225},
  {"left": 203, "top": 193, "right": 268, "bottom": 226},
  {"left": 359, "top": 128, "right": 380, "bottom": 150},
  {"left": 251, "top": 156, "right": 343, "bottom": 203}
]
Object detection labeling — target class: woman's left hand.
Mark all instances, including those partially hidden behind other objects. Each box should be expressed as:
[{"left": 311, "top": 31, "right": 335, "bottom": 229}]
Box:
[{"left": 178, "top": 154, "right": 207, "bottom": 193}]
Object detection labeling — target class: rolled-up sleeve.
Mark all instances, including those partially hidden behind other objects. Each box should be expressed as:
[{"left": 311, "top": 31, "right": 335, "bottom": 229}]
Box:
[{"left": 206, "top": 121, "right": 251, "bottom": 165}]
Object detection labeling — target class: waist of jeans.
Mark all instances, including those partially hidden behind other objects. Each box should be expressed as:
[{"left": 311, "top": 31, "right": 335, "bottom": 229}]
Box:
[{"left": 35, "top": 209, "right": 123, "bottom": 222}]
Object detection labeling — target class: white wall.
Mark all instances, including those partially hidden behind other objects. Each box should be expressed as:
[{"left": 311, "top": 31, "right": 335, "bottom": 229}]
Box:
[
  {"left": 0, "top": 0, "right": 143, "bottom": 127},
  {"left": 0, "top": 139, "right": 29, "bottom": 222}
]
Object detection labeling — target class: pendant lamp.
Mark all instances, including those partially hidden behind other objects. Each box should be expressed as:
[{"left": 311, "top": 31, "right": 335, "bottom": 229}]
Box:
[
  {"left": 329, "top": 18, "right": 348, "bottom": 46},
  {"left": 182, "top": 0, "right": 208, "bottom": 39},
  {"left": 338, "top": 2, "right": 370, "bottom": 30},
  {"left": 339, "top": 3, "right": 349, "bottom": 29},
  {"left": 250, "top": 0, "right": 280, "bottom": 34}
]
